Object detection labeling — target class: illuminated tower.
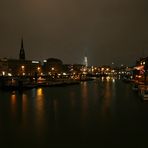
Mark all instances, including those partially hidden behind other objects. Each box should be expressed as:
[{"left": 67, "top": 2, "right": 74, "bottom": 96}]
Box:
[
  {"left": 19, "top": 38, "right": 25, "bottom": 60},
  {"left": 84, "top": 56, "right": 88, "bottom": 67}
]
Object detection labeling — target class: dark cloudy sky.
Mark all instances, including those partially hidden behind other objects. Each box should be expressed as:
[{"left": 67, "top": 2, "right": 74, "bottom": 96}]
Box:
[{"left": 0, "top": 0, "right": 148, "bottom": 66}]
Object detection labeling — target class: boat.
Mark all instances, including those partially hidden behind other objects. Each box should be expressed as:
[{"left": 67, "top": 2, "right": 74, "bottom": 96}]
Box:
[
  {"left": 138, "top": 85, "right": 148, "bottom": 101},
  {"left": 132, "top": 81, "right": 143, "bottom": 92},
  {"left": 140, "top": 89, "right": 148, "bottom": 101}
]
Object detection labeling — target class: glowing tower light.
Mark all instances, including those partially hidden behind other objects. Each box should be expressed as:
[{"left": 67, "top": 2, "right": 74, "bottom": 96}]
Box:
[{"left": 84, "top": 56, "right": 88, "bottom": 67}]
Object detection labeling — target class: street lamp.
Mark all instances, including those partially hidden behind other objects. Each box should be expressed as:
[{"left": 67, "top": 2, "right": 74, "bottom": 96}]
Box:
[
  {"left": 37, "top": 66, "right": 41, "bottom": 76},
  {"left": 21, "top": 65, "right": 25, "bottom": 75},
  {"left": 21, "top": 65, "right": 25, "bottom": 69},
  {"left": 51, "top": 67, "right": 55, "bottom": 78},
  {"left": 37, "top": 67, "right": 40, "bottom": 71}
]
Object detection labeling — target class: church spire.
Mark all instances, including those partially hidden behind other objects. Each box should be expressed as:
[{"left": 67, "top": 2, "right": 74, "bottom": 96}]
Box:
[
  {"left": 21, "top": 37, "right": 24, "bottom": 49},
  {"left": 19, "top": 37, "right": 25, "bottom": 60}
]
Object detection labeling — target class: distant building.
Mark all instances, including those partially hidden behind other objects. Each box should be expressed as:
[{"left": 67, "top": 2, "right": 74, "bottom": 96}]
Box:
[
  {"left": 133, "top": 57, "right": 148, "bottom": 80},
  {"left": 0, "top": 58, "right": 41, "bottom": 76},
  {"left": 0, "top": 39, "right": 42, "bottom": 76},
  {"left": 0, "top": 58, "right": 8, "bottom": 76},
  {"left": 43, "top": 58, "right": 63, "bottom": 75},
  {"left": 63, "top": 64, "right": 84, "bottom": 74}
]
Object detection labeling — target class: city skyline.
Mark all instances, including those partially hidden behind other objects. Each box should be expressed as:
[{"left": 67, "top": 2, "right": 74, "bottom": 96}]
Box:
[{"left": 0, "top": 0, "right": 148, "bottom": 66}]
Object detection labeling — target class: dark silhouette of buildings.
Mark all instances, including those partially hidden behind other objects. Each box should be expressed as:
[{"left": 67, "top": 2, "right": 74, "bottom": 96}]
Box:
[
  {"left": 19, "top": 38, "right": 25, "bottom": 60},
  {"left": 43, "top": 58, "right": 63, "bottom": 75},
  {"left": 0, "top": 39, "right": 41, "bottom": 76}
]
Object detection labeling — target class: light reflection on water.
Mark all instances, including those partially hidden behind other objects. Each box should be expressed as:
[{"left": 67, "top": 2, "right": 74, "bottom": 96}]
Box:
[
  {"left": 33, "top": 88, "right": 46, "bottom": 134},
  {"left": 22, "top": 93, "right": 27, "bottom": 114},
  {"left": 35, "top": 88, "right": 44, "bottom": 114},
  {"left": 11, "top": 93, "right": 17, "bottom": 119},
  {"left": 1, "top": 78, "right": 148, "bottom": 145},
  {"left": 69, "top": 91, "right": 76, "bottom": 109},
  {"left": 103, "top": 77, "right": 117, "bottom": 118},
  {"left": 7, "top": 78, "right": 122, "bottom": 128},
  {"left": 11, "top": 93, "right": 16, "bottom": 107},
  {"left": 101, "top": 79, "right": 112, "bottom": 118},
  {"left": 53, "top": 99, "right": 58, "bottom": 121},
  {"left": 81, "top": 81, "right": 89, "bottom": 121},
  {"left": 13, "top": 78, "right": 118, "bottom": 128}
]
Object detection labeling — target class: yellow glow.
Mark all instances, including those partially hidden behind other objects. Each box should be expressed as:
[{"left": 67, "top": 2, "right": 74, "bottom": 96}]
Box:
[
  {"left": 21, "top": 65, "right": 25, "bottom": 69},
  {"left": 35, "top": 88, "right": 44, "bottom": 127},
  {"left": 83, "top": 68, "right": 87, "bottom": 72},
  {"left": 134, "top": 65, "right": 144, "bottom": 70},
  {"left": 37, "top": 88, "right": 43, "bottom": 96},
  {"left": 22, "top": 93, "right": 27, "bottom": 113},
  {"left": 11, "top": 93, "right": 16, "bottom": 106},
  {"left": 11, "top": 93, "right": 17, "bottom": 117},
  {"left": 112, "top": 78, "right": 115, "bottom": 83},
  {"left": 106, "top": 76, "right": 110, "bottom": 81},
  {"left": 63, "top": 72, "right": 67, "bottom": 75},
  {"left": 2, "top": 71, "right": 5, "bottom": 75},
  {"left": 37, "top": 67, "right": 40, "bottom": 70},
  {"left": 38, "top": 76, "right": 42, "bottom": 80},
  {"left": 11, "top": 94, "right": 16, "bottom": 100},
  {"left": 8, "top": 73, "right": 12, "bottom": 76},
  {"left": 136, "top": 75, "right": 142, "bottom": 78}
]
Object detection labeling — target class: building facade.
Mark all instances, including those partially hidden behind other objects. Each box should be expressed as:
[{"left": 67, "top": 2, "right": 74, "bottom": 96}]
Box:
[{"left": 0, "top": 39, "right": 42, "bottom": 76}]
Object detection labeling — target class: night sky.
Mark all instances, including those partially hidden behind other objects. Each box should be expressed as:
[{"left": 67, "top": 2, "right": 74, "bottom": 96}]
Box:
[{"left": 0, "top": 0, "right": 148, "bottom": 66}]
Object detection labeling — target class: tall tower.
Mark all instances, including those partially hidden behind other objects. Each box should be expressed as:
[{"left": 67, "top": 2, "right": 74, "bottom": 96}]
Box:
[
  {"left": 19, "top": 38, "right": 25, "bottom": 60},
  {"left": 84, "top": 56, "right": 88, "bottom": 67},
  {"left": 83, "top": 48, "right": 88, "bottom": 67}
]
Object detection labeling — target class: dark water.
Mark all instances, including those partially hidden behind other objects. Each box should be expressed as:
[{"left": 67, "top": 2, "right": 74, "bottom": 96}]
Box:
[{"left": 0, "top": 78, "right": 148, "bottom": 147}]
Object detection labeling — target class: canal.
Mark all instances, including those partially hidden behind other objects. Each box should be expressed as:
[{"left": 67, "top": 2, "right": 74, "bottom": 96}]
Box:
[{"left": 0, "top": 77, "right": 148, "bottom": 147}]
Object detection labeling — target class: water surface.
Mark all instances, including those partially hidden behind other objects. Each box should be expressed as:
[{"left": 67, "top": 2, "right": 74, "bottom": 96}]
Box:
[{"left": 0, "top": 78, "right": 148, "bottom": 147}]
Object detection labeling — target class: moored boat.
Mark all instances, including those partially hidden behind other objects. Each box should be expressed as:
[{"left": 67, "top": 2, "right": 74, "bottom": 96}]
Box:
[{"left": 138, "top": 85, "right": 148, "bottom": 101}]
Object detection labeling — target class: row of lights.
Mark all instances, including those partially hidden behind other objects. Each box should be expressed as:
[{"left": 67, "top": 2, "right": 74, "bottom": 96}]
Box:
[{"left": 1, "top": 64, "right": 129, "bottom": 76}]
